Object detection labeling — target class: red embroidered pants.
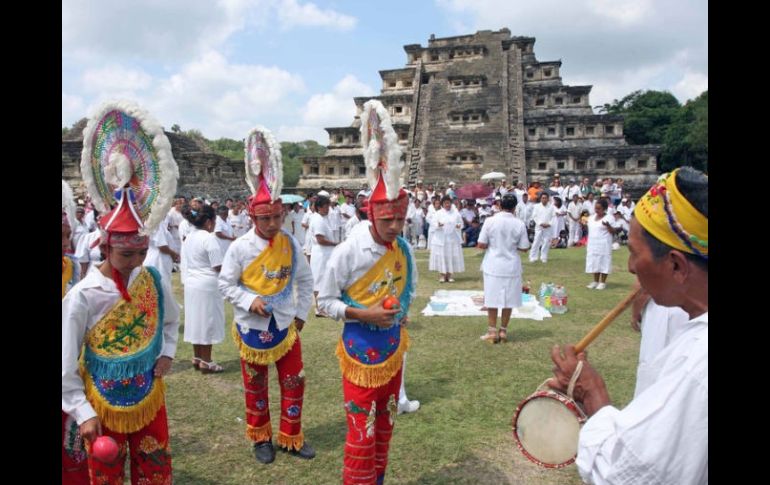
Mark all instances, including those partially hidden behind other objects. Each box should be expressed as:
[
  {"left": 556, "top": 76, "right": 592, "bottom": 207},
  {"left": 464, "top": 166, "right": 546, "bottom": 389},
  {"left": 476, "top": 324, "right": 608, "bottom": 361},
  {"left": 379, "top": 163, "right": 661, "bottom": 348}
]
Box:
[
  {"left": 241, "top": 337, "right": 306, "bottom": 450},
  {"left": 86, "top": 405, "right": 171, "bottom": 485},
  {"left": 62, "top": 411, "right": 89, "bottom": 485},
  {"left": 342, "top": 368, "right": 402, "bottom": 485}
]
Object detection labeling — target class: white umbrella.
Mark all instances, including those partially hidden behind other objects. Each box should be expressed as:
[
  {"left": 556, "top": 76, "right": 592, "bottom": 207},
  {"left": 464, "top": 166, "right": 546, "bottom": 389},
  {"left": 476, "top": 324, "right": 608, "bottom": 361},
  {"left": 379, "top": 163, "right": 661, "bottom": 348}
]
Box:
[{"left": 481, "top": 171, "right": 506, "bottom": 181}]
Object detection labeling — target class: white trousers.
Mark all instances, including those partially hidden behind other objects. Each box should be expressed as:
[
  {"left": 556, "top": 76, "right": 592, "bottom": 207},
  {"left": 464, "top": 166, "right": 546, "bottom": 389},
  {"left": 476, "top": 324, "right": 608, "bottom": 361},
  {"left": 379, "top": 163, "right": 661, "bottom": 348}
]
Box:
[
  {"left": 529, "top": 227, "right": 551, "bottom": 262},
  {"left": 568, "top": 219, "right": 582, "bottom": 246}
]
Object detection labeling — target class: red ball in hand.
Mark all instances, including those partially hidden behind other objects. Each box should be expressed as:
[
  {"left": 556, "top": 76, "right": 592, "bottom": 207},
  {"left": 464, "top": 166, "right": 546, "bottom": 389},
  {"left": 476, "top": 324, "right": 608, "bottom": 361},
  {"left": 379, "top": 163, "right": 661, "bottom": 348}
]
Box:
[
  {"left": 92, "top": 436, "right": 120, "bottom": 462},
  {"left": 382, "top": 296, "right": 400, "bottom": 310}
]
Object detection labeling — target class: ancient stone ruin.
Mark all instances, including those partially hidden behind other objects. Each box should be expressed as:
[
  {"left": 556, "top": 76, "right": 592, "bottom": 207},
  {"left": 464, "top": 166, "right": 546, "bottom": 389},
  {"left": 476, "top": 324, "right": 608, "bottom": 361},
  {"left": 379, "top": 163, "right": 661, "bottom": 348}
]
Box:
[{"left": 298, "top": 29, "right": 660, "bottom": 194}]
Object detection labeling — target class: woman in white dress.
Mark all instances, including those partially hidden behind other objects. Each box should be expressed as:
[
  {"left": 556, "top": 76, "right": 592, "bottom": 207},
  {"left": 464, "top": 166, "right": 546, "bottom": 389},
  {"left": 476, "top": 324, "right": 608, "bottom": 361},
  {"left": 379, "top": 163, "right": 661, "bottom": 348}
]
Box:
[
  {"left": 429, "top": 196, "right": 465, "bottom": 282},
  {"left": 301, "top": 202, "right": 315, "bottom": 262},
  {"left": 552, "top": 196, "right": 567, "bottom": 247},
  {"left": 181, "top": 205, "right": 226, "bottom": 372},
  {"left": 426, "top": 198, "right": 441, "bottom": 248},
  {"left": 585, "top": 198, "right": 616, "bottom": 290},
  {"left": 308, "top": 195, "right": 338, "bottom": 315}
]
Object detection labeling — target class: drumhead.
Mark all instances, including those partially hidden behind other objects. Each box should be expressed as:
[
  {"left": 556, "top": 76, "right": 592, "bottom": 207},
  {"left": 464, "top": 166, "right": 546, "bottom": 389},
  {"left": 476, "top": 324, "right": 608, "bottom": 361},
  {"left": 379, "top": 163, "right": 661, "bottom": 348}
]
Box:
[{"left": 514, "top": 394, "right": 583, "bottom": 467}]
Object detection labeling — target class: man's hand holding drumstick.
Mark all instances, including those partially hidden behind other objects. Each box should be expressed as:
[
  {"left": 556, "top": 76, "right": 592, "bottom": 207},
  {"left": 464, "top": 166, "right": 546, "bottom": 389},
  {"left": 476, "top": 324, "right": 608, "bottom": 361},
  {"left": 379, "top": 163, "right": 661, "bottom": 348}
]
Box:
[{"left": 547, "top": 288, "right": 641, "bottom": 417}]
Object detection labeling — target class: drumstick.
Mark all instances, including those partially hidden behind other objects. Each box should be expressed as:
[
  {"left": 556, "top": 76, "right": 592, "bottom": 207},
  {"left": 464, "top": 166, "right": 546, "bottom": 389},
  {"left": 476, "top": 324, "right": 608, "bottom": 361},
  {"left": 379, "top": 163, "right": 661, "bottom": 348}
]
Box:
[{"left": 574, "top": 288, "right": 642, "bottom": 353}]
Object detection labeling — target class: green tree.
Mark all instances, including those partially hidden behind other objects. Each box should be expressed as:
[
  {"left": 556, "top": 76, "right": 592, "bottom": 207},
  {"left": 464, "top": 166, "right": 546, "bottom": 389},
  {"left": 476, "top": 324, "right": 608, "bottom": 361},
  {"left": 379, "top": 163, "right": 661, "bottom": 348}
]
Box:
[
  {"left": 660, "top": 91, "right": 708, "bottom": 172},
  {"left": 281, "top": 140, "right": 326, "bottom": 187},
  {"left": 171, "top": 124, "right": 181, "bottom": 133},
  {"left": 601, "top": 90, "right": 681, "bottom": 145}
]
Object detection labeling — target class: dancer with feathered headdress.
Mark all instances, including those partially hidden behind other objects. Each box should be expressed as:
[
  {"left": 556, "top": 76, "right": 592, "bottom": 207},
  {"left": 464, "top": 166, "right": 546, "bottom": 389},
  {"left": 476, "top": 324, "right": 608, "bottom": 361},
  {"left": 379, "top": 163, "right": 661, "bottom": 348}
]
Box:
[
  {"left": 317, "top": 100, "right": 418, "bottom": 485},
  {"left": 62, "top": 100, "right": 180, "bottom": 484},
  {"left": 218, "top": 125, "right": 317, "bottom": 464}
]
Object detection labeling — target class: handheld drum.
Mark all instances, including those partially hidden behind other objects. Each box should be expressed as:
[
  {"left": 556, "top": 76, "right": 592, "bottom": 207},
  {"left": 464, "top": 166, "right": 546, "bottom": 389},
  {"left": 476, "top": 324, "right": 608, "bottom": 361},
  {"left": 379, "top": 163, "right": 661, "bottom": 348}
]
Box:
[{"left": 512, "top": 288, "right": 641, "bottom": 468}]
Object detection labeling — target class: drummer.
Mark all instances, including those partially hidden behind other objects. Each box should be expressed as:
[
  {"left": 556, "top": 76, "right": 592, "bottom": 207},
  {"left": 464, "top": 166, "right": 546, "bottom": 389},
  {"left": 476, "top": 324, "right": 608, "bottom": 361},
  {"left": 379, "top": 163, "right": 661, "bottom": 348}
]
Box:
[{"left": 548, "top": 167, "right": 708, "bottom": 484}]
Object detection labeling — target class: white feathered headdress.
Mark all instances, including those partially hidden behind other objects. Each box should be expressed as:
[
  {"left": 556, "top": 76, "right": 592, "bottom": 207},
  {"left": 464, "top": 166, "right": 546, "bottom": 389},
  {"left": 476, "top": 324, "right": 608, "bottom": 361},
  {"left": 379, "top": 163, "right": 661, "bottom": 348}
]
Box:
[
  {"left": 360, "top": 99, "right": 403, "bottom": 201},
  {"left": 62, "top": 179, "right": 77, "bottom": 229},
  {"left": 244, "top": 125, "right": 282, "bottom": 201},
  {"left": 80, "top": 100, "right": 179, "bottom": 235}
]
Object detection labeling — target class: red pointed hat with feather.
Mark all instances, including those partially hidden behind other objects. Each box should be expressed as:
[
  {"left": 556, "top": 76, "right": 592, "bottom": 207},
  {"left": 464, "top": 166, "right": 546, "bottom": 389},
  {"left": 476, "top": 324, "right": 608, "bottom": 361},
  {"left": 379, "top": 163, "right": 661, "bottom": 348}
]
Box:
[
  {"left": 244, "top": 126, "right": 284, "bottom": 217},
  {"left": 360, "top": 100, "right": 408, "bottom": 221}
]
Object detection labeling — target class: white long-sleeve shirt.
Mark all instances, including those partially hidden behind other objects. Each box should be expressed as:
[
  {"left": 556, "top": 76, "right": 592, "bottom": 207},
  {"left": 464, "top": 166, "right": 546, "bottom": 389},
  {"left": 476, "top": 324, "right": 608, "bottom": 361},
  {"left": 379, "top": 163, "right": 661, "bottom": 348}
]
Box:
[
  {"left": 218, "top": 229, "right": 313, "bottom": 331},
  {"left": 576, "top": 312, "right": 708, "bottom": 485},
  {"left": 532, "top": 202, "right": 555, "bottom": 227},
  {"left": 317, "top": 225, "right": 417, "bottom": 322},
  {"left": 62, "top": 264, "right": 180, "bottom": 426}
]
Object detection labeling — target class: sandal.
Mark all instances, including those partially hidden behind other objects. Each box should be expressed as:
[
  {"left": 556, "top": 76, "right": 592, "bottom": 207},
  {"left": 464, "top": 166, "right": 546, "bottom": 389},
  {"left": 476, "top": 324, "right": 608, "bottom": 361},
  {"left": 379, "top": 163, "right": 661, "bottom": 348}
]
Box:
[
  {"left": 191, "top": 357, "right": 202, "bottom": 371},
  {"left": 480, "top": 327, "right": 499, "bottom": 343},
  {"left": 498, "top": 328, "right": 508, "bottom": 343},
  {"left": 199, "top": 360, "right": 225, "bottom": 374}
]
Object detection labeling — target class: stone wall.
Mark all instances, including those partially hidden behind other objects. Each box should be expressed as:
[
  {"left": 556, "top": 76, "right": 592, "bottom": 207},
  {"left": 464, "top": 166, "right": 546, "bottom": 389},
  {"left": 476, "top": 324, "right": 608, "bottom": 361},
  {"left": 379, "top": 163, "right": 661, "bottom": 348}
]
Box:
[{"left": 62, "top": 132, "right": 249, "bottom": 202}]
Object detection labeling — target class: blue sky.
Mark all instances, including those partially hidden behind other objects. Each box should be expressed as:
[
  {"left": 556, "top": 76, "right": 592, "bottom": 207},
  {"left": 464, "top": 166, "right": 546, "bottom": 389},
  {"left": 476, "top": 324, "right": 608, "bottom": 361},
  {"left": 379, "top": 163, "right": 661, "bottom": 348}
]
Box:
[{"left": 62, "top": 0, "right": 707, "bottom": 144}]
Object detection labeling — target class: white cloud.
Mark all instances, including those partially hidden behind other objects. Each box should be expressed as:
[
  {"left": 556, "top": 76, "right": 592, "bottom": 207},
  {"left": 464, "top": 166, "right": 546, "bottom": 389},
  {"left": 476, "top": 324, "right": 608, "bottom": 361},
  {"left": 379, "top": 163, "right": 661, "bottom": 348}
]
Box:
[
  {"left": 672, "top": 71, "right": 708, "bottom": 103},
  {"left": 276, "top": 0, "right": 357, "bottom": 30},
  {"left": 62, "top": 0, "right": 356, "bottom": 63},
  {"left": 149, "top": 51, "right": 306, "bottom": 139},
  {"left": 302, "top": 75, "right": 373, "bottom": 127},
  {"left": 81, "top": 65, "right": 153, "bottom": 93},
  {"left": 62, "top": 93, "right": 86, "bottom": 126},
  {"left": 434, "top": 0, "right": 707, "bottom": 102},
  {"left": 275, "top": 125, "right": 328, "bottom": 144}
]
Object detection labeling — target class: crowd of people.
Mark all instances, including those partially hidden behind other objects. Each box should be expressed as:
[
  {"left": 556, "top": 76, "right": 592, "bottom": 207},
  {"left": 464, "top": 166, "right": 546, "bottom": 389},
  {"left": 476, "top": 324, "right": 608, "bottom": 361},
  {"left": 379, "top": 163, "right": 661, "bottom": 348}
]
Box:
[{"left": 63, "top": 100, "right": 706, "bottom": 485}]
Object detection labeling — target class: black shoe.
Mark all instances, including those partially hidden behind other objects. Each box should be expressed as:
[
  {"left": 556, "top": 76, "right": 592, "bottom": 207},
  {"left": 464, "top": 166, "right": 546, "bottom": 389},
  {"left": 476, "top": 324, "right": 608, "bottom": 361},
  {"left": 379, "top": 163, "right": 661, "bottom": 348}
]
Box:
[
  {"left": 281, "top": 442, "right": 316, "bottom": 460},
  {"left": 253, "top": 441, "right": 276, "bottom": 464}
]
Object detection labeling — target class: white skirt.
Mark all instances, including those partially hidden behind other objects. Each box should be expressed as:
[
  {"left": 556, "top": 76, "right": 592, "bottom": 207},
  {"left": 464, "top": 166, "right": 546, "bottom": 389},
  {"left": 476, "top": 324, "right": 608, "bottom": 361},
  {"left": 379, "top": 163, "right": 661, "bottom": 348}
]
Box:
[
  {"left": 183, "top": 277, "right": 225, "bottom": 345},
  {"left": 310, "top": 245, "right": 334, "bottom": 291},
  {"left": 585, "top": 252, "right": 612, "bottom": 274},
  {"left": 429, "top": 242, "right": 465, "bottom": 273},
  {"left": 483, "top": 273, "right": 522, "bottom": 309}
]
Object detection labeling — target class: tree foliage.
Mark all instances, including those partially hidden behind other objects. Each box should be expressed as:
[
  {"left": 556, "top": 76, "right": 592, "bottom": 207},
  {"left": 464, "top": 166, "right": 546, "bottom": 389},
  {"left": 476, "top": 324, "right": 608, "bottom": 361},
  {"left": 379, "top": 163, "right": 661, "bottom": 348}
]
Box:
[
  {"left": 281, "top": 140, "right": 326, "bottom": 187},
  {"left": 600, "top": 89, "right": 707, "bottom": 172}
]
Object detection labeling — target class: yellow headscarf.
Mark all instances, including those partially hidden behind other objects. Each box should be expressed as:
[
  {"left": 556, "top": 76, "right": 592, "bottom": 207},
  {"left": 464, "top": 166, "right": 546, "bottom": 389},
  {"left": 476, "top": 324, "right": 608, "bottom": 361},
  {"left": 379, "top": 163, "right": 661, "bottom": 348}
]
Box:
[{"left": 634, "top": 169, "right": 708, "bottom": 259}]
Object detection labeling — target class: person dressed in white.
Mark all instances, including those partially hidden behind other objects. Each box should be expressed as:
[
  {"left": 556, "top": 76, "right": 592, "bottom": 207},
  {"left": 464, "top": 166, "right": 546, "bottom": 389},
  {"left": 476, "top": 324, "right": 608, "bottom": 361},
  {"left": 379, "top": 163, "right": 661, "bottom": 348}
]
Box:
[
  {"left": 409, "top": 198, "right": 425, "bottom": 246},
  {"left": 425, "top": 198, "right": 441, "bottom": 247},
  {"left": 290, "top": 203, "right": 306, "bottom": 246},
  {"left": 429, "top": 196, "right": 465, "bottom": 283},
  {"left": 75, "top": 229, "right": 103, "bottom": 278},
  {"left": 514, "top": 193, "right": 530, "bottom": 224},
  {"left": 528, "top": 192, "right": 555, "bottom": 263},
  {"left": 583, "top": 193, "right": 597, "bottom": 216},
  {"left": 343, "top": 202, "right": 363, "bottom": 240},
  {"left": 552, "top": 196, "right": 567, "bottom": 246},
  {"left": 549, "top": 167, "right": 708, "bottom": 485},
  {"left": 301, "top": 202, "right": 315, "bottom": 261},
  {"left": 166, "top": 198, "right": 184, "bottom": 258},
  {"left": 585, "top": 198, "right": 616, "bottom": 290},
  {"left": 630, "top": 287, "right": 691, "bottom": 397},
  {"left": 214, "top": 205, "right": 236, "bottom": 257},
  {"left": 229, "top": 201, "right": 251, "bottom": 238},
  {"left": 309, "top": 194, "right": 339, "bottom": 316},
  {"left": 567, "top": 194, "right": 583, "bottom": 247},
  {"left": 143, "top": 219, "right": 179, "bottom": 286},
  {"left": 181, "top": 205, "right": 226, "bottom": 372},
  {"left": 71, "top": 207, "right": 89, "bottom": 252},
  {"left": 477, "top": 195, "right": 530, "bottom": 343}
]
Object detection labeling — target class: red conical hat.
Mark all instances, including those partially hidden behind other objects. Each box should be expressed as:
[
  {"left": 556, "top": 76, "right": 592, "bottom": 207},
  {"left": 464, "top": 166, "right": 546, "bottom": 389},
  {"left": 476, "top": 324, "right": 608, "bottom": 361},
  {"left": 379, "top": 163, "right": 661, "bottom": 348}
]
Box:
[{"left": 98, "top": 187, "right": 148, "bottom": 249}]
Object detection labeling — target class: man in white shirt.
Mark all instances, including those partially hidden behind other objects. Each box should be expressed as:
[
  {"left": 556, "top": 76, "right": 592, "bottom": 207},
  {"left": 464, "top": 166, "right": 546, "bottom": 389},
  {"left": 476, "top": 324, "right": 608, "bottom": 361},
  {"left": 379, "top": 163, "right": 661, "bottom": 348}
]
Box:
[
  {"left": 214, "top": 206, "right": 236, "bottom": 257},
  {"left": 565, "top": 179, "right": 581, "bottom": 201},
  {"left": 71, "top": 207, "right": 89, "bottom": 251},
  {"left": 229, "top": 201, "right": 251, "bottom": 238},
  {"left": 477, "top": 195, "right": 530, "bottom": 343},
  {"left": 528, "top": 193, "right": 555, "bottom": 263},
  {"left": 567, "top": 194, "right": 583, "bottom": 247},
  {"left": 549, "top": 167, "right": 708, "bottom": 484},
  {"left": 218, "top": 185, "right": 316, "bottom": 464}
]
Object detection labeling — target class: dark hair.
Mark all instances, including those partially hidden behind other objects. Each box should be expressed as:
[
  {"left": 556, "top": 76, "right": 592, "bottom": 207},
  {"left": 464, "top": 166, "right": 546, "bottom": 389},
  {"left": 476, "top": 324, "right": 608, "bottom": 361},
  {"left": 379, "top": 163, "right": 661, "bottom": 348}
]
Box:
[
  {"left": 641, "top": 167, "right": 708, "bottom": 271},
  {"left": 553, "top": 196, "right": 562, "bottom": 208},
  {"left": 182, "top": 204, "right": 216, "bottom": 228},
  {"left": 501, "top": 194, "right": 517, "bottom": 211},
  {"left": 440, "top": 195, "right": 452, "bottom": 205},
  {"left": 316, "top": 195, "right": 330, "bottom": 209},
  {"left": 217, "top": 206, "right": 229, "bottom": 216},
  {"left": 595, "top": 198, "right": 609, "bottom": 211},
  {"left": 355, "top": 200, "right": 368, "bottom": 220}
]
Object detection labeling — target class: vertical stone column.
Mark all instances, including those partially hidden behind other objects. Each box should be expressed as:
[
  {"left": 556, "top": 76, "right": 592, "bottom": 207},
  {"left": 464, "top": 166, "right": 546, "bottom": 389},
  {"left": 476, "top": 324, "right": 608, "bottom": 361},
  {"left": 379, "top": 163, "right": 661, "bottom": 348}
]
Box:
[{"left": 507, "top": 45, "right": 527, "bottom": 183}]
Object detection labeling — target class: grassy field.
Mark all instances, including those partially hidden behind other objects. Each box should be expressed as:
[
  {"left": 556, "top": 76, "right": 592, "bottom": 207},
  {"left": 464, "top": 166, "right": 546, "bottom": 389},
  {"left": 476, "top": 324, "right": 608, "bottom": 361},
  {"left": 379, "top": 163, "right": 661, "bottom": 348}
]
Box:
[{"left": 163, "top": 245, "right": 639, "bottom": 484}]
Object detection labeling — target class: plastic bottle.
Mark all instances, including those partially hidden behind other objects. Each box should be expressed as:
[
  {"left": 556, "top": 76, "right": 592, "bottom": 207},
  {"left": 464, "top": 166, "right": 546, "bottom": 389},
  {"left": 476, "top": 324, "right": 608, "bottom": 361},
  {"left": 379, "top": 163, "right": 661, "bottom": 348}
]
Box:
[
  {"left": 543, "top": 283, "right": 553, "bottom": 310},
  {"left": 551, "top": 285, "right": 569, "bottom": 314}
]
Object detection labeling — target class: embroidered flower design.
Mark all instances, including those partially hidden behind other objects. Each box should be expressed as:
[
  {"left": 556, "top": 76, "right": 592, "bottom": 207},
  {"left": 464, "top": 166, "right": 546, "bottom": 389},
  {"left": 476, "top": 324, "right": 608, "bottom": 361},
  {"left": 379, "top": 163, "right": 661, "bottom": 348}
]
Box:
[
  {"left": 287, "top": 405, "right": 301, "bottom": 417},
  {"left": 347, "top": 339, "right": 354, "bottom": 348},
  {"left": 365, "top": 348, "right": 380, "bottom": 362},
  {"left": 366, "top": 401, "right": 376, "bottom": 438},
  {"left": 134, "top": 374, "right": 146, "bottom": 387},
  {"left": 258, "top": 330, "right": 274, "bottom": 343},
  {"left": 388, "top": 337, "right": 397, "bottom": 345},
  {"left": 394, "top": 261, "right": 402, "bottom": 272},
  {"left": 139, "top": 436, "right": 161, "bottom": 454},
  {"left": 100, "top": 379, "right": 114, "bottom": 390},
  {"left": 256, "top": 400, "right": 267, "bottom": 410},
  {"left": 121, "top": 378, "right": 132, "bottom": 386}
]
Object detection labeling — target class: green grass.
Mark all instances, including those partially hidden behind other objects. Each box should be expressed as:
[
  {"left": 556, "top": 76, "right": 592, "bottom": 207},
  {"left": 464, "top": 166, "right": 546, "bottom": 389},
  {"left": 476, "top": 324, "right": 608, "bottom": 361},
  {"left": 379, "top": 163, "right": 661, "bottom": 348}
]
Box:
[{"left": 164, "top": 245, "right": 639, "bottom": 484}]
